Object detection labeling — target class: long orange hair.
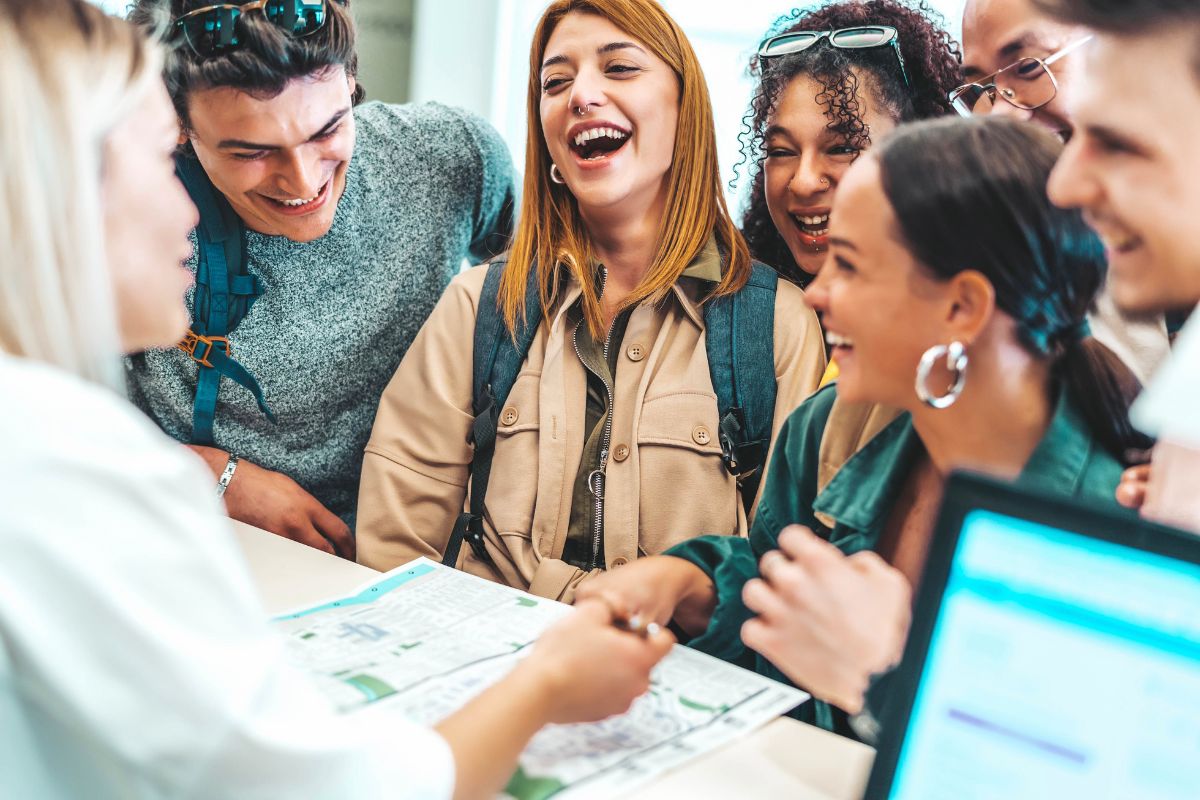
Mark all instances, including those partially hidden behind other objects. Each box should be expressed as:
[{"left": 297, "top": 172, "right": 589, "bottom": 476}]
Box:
[{"left": 500, "top": 0, "right": 752, "bottom": 338}]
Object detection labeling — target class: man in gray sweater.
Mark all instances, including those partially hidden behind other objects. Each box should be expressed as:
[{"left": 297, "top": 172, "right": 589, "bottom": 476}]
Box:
[{"left": 126, "top": 1, "right": 514, "bottom": 557}]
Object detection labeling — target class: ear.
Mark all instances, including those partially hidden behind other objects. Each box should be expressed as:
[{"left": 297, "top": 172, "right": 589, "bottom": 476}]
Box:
[
  {"left": 347, "top": 74, "right": 357, "bottom": 95},
  {"left": 944, "top": 269, "right": 995, "bottom": 346}
]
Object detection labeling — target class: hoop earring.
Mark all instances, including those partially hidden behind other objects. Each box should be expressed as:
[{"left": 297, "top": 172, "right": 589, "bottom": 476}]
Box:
[
  {"left": 915, "top": 341, "right": 968, "bottom": 409},
  {"left": 550, "top": 163, "right": 566, "bottom": 185}
]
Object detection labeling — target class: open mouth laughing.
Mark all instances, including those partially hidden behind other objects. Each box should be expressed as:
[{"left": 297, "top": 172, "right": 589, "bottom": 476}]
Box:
[
  {"left": 825, "top": 330, "right": 854, "bottom": 357},
  {"left": 791, "top": 208, "right": 831, "bottom": 248},
  {"left": 260, "top": 177, "right": 333, "bottom": 217},
  {"left": 568, "top": 122, "right": 631, "bottom": 165},
  {"left": 1085, "top": 213, "right": 1143, "bottom": 259}
]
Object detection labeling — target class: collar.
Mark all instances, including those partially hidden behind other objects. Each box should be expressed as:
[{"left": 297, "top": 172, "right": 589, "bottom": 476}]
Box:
[
  {"left": 670, "top": 234, "right": 723, "bottom": 328},
  {"left": 557, "top": 234, "right": 724, "bottom": 329},
  {"left": 813, "top": 409, "right": 918, "bottom": 534},
  {"left": 813, "top": 387, "right": 1097, "bottom": 534},
  {"left": 1015, "top": 386, "right": 1094, "bottom": 494},
  {"left": 679, "top": 235, "right": 723, "bottom": 282}
]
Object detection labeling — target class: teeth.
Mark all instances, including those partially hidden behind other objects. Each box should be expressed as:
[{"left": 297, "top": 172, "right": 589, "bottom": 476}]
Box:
[
  {"left": 1101, "top": 234, "right": 1139, "bottom": 253},
  {"left": 795, "top": 214, "right": 830, "bottom": 226},
  {"left": 573, "top": 126, "right": 629, "bottom": 147},
  {"left": 281, "top": 195, "right": 317, "bottom": 207},
  {"left": 825, "top": 332, "right": 854, "bottom": 348}
]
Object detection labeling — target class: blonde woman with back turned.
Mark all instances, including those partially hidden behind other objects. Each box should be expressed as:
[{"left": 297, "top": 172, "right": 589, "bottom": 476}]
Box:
[
  {"left": 0, "top": 2, "right": 671, "bottom": 798},
  {"left": 357, "top": 0, "right": 826, "bottom": 595}
]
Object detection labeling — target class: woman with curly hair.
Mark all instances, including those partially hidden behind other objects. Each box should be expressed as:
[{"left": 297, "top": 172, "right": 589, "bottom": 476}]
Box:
[{"left": 739, "top": 0, "right": 962, "bottom": 285}]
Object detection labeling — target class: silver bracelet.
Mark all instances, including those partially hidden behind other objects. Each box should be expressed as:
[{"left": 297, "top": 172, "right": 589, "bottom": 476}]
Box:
[{"left": 215, "top": 454, "right": 239, "bottom": 499}]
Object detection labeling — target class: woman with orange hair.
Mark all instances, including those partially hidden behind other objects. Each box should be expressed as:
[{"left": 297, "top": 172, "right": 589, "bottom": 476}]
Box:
[{"left": 357, "top": 0, "right": 826, "bottom": 599}]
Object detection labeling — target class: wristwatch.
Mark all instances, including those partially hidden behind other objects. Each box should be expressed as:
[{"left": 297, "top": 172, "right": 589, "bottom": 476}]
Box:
[{"left": 215, "top": 454, "right": 239, "bottom": 499}]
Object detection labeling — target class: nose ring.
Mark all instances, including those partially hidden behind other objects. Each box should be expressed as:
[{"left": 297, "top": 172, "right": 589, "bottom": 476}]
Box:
[
  {"left": 820, "top": 177, "right": 831, "bottom": 188},
  {"left": 574, "top": 103, "right": 593, "bottom": 116}
]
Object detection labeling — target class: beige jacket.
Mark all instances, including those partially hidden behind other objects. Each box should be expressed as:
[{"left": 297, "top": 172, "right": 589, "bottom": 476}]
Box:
[{"left": 357, "top": 263, "right": 826, "bottom": 601}]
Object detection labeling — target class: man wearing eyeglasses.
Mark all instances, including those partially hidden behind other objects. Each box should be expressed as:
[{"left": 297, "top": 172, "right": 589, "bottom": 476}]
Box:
[
  {"left": 955, "top": 0, "right": 1171, "bottom": 391},
  {"left": 1037, "top": 0, "right": 1200, "bottom": 533},
  {"left": 124, "top": 0, "right": 516, "bottom": 557},
  {"left": 959, "top": 0, "right": 1085, "bottom": 143}
]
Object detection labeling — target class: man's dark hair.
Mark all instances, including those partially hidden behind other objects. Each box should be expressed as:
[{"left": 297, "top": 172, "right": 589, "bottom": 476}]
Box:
[
  {"left": 128, "top": 0, "right": 364, "bottom": 129},
  {"left": 1035, "top": 0, "right": 1200, "bottom": 32},
  {"left": 876, "top": 116, "right": 1152, "bottom": 464},
  {"left": 737, "top": 0, "right": 962, "bottom": 286}
]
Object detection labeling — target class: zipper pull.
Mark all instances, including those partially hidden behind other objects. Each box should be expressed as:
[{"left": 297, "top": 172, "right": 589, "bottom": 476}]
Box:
[{"left": 588, "top": 468, "right": 605, "bottom": 499}]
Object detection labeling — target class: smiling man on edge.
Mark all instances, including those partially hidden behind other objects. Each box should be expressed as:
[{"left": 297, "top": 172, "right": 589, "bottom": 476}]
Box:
[
  {"left": 1040, "top": 0, "right": 1200, "bottom": 531},
  {"left": 126, "top": 0, "right": 515, "bottom": 557},
  {"left": 954, "top": 0, "right": 1171, "bottom": 388}
]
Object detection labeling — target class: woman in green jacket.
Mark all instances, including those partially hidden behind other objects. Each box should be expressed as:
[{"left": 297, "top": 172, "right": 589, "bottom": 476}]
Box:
[{"left": 581, "top": 116, "right": 1150, "bottom": 740}]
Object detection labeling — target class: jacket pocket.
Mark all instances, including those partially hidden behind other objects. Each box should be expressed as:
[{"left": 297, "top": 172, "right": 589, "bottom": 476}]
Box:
[
  {"left": 637, "top": 391, "right": 726, "bottom": 454},
  {"left": 635, "top": 391, "right": 739, "bottom": 553},
  {"left": 484, "top": 370, "right": 540, "bottom": 537}
]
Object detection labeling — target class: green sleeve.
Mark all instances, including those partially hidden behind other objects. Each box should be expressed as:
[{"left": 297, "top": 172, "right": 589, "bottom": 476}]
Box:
[{"left": 665, "top": 386, "right": 837, "bottom": 665}]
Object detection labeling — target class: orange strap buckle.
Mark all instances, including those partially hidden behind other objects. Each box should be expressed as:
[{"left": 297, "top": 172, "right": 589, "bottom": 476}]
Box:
[{"left": 177, "top": 330, "right": 231, "bottom": 369}]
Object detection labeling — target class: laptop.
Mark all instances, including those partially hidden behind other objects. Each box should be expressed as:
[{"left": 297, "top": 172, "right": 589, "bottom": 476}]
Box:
[{"left": 864, "top": 472, "right": 1200, "bottom": 800}]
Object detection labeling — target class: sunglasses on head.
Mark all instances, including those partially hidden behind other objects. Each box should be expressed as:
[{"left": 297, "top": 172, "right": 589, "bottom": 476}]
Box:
[
  {"left": 757, "top": 26, "right": 911, "bottom": 87},
  {"left": 171, "top": 0, "right": 333, "bottom": 57},
  {"left": 948, "top": 35, "right": 1093, "bottom": 117}
]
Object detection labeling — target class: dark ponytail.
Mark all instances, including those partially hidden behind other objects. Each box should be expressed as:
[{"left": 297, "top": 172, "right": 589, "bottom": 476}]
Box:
[
  {"left": 1057, "top": 339, "right": 1153, "bottom": 462},
  {"left": 874, "top": 116, "right": 1152, "bottom": 464}
]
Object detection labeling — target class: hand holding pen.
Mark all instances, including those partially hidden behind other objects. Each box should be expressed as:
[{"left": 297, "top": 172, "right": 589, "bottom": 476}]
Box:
[{"left": 612, "top": 612, "right": 663, "bottom": 640}]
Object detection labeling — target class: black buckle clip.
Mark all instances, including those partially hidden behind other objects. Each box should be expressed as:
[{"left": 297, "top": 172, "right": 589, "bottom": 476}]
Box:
[{"left": 720, "top": 407, "right": 766, "bottom": 478}]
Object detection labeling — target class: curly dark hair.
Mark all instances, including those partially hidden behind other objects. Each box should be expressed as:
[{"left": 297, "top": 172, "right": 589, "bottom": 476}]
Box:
[{"left": 738, "top": 1, "right": 962, "bottom": 285}]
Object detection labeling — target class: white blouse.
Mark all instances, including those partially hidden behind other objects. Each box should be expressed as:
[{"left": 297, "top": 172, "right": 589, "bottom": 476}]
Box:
[{"left": 0, "top": 354, "right": 454, "bottom": 799}]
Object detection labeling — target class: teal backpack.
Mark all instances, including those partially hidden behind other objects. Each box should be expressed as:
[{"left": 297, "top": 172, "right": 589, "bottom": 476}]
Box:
[
  {"left": 445, "top": 257, "right": 780, "bottom": 567},
  {"left": 174, "top": 156, "right": 274, "bottom": 445}
]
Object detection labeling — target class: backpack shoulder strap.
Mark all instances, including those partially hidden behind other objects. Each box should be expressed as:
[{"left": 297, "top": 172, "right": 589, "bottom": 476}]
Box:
[
  {"left": 175, "top": 156, "right": 272, "bottom": 446},
  {"left": 704, "top": 261, "right": 779, "bottom": 519},
  {"left": 444, "top": 258, "right": 543, "bottom": 567}
]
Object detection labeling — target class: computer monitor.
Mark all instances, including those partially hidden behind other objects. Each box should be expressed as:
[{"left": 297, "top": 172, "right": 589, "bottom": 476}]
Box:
[{"left": 865, "top": 472, "right": 1200, "bottom": 800}]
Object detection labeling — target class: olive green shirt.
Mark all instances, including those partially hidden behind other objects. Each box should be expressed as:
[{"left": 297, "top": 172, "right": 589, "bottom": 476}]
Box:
[
  {"left": 563, "top": 240, "right": 725, "bottom": 569},
  {"left": 667, "top": 383, "right": 1126, "bottom": 739}
]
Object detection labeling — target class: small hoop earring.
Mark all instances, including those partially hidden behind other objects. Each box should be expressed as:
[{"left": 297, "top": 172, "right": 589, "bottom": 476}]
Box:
[
  {"left": 915, "top": 341, "right": 968, "bottom": 409},
  {"left": 550, "top": 163, "right": 566, "bottom": 185}
]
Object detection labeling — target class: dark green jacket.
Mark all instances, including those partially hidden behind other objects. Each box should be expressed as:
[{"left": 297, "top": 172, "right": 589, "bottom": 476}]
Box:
[{"left": 667, "top": 384, "right": 1125, "bottom": 739}]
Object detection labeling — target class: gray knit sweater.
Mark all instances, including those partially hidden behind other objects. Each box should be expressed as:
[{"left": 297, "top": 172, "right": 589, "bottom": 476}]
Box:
[{"left": 127, "top": 101, "right": 515, "bottom": 531}]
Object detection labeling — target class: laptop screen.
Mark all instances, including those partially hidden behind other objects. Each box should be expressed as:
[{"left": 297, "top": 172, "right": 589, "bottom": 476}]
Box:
[{"left": 884, "top": 508, "right": 1200, "bottom": 799}]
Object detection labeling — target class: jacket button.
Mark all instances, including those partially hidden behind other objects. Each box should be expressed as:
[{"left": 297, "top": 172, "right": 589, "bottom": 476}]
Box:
[
  {"left": 612, "top": 444, "right": 630, "bottom": 462},
  {"left": 500, "top": 406, "right": 519, "bottom": 426},
  {"left": 692, "top": 425, "right": 711, "bottom": 445},
  {"left": 611, "top": 556, "right": 628, "bottom": 568},
  {"left": 626, "top": 343, "right": 645, "bottom": 362}
]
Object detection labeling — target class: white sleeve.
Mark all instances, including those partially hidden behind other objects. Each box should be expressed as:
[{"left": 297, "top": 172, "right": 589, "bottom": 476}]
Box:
[
  {"left": 0, "top": 370, "right": 454, "bottom": 800},
  {"left": 1132, "top": 316, "right": 1200, "bottom": 447}
]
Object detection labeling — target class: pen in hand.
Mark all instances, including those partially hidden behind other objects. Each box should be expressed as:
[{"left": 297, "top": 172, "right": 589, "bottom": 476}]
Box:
[{"left": 612, "top": 613, "right": 662, "bottom": 640}]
